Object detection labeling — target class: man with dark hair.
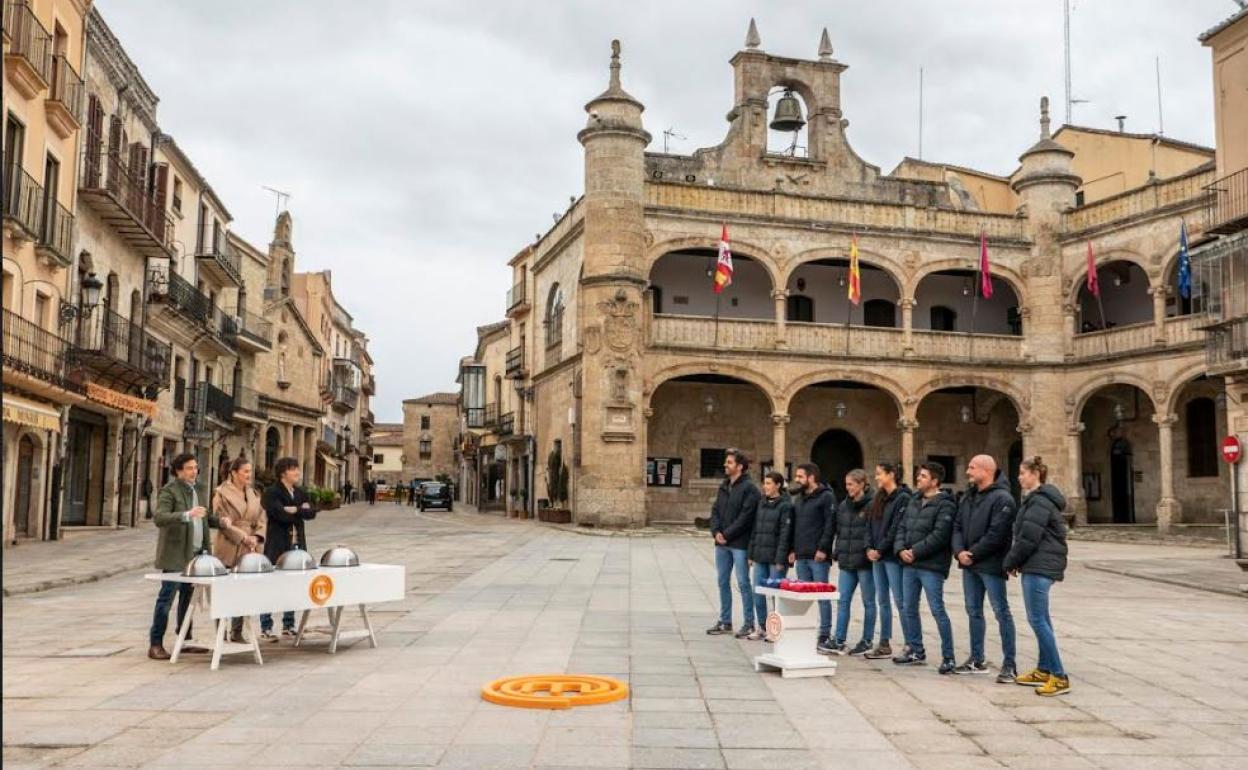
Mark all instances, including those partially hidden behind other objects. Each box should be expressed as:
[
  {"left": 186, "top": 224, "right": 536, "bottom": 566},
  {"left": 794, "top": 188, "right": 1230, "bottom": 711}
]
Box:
[
  {"left": 893, "top": 462, "right": 957, "bottom": 672},
  {"left": 260, "top": 456, "right": 316, "bottom": 641},
  {"left": 707, "top": 448, "right": 761, "bottom": 637},
  {"left": 148, "top": 453, "right": 229, "bottom": 660},
  {"left": 787, "top": 463, "right": 837, "bottom": 647}
]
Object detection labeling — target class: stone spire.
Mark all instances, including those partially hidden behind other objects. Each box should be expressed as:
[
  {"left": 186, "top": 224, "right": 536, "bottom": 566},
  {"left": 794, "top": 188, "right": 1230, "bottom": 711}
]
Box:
[
  {"left": 818, "top": 27, "right": 833, "bottom": 60},
  {"left": 586, "top": 39, "right": 643, "bottom": 110},
  {"left": 1040, "top": 95, "right": 1051, "bottom": 138},
  {"left": 745, "top": 18, "right": 761, "bottom": 49}
]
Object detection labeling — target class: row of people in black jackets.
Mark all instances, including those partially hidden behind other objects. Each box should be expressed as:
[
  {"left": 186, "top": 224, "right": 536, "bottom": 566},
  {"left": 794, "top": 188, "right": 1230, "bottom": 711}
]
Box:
[{"left": 707, "top": 449, "right": 1071, "bottom": 697}]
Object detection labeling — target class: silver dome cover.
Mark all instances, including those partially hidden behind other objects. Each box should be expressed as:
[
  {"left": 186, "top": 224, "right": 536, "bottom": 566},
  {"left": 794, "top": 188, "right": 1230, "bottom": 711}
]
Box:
[
  {"left": 275, "top": 547, "right": 317, "bottom": 571},
  {"left": 233, "top": 552, "right": 274, "bottom": 574},
  {"left": 319, "top": 545, "right": 360, "bottom": 568},
  {"left": 183, "top": 552, "right": 228, "bottom": 577}
]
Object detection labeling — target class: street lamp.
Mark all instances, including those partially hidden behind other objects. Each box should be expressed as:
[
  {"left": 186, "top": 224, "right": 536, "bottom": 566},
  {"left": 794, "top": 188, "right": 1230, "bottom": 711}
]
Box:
[
  {"left": 704, "top": 395, "right": 716, "bottom": 415},
  {"left": 81, "top": 272, "right": 103, "bottom": 310},
  {"left": 834, "top": 402, "right": 847, "bottom": 419}
]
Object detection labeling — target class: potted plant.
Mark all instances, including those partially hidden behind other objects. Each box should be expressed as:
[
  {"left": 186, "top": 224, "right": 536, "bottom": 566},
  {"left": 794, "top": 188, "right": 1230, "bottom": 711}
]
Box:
[{"left": 538, "top": 443, "right": 572, "bottom": 524}]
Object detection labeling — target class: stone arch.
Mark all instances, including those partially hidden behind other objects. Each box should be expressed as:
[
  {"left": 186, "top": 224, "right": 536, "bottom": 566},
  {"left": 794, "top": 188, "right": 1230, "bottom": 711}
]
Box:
[
  {"left": 908, "top": 258, "right": 1028, "bottom": 306},
  {"left": 1165, "top": 362, "right": 1213, "bottom": 416},
  {"left": 1065, "top": 247, "right": 1157, "bottom": 307},
  {"left": 912, "top": 374, "right": 1029, "bottom": 423},
  {"left": 1067, "top": 371, "right": 1160, "bottom": 425},
  {"left": 645, "top": 235, "right": 781, "bottom": 290},
  {"left": 2, "top": 257, "right": 25, "bottom": 311},
  {"left": 777, "top": 367, "right": 907, "bottom": 417},
  {"left": 783, "top": 245, "right": 906, "bottom": 292},
  {"left": 644, "top": 362, "right": 780, "bottom": 413}
]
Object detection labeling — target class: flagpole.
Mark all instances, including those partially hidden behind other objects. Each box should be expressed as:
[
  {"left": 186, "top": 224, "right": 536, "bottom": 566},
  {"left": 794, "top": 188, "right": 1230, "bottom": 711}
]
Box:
[
  {"left": 1096, "top": 290, "right": 1110, "bottom": 357},
  {"left": 844, "top": 293, "right": 852, "bottom": 355},
  {"left": 714, "top": 291, "right": 721, "bottom": 348},
  {"left": 968, "top": 258, "right": 980, "bottom": 363}
]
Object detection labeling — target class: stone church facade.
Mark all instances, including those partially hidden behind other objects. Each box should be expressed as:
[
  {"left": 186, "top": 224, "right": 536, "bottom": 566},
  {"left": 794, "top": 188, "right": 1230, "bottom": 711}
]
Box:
[{"left": 462, "top": 26, "right": 1231, "bottom": 532}]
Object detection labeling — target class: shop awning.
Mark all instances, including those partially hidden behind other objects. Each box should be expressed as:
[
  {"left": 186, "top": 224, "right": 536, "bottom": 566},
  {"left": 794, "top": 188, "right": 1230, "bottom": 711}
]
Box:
[
  {"left": 84, "top": 383, "right": 158, "bottom": 418},
  {"left": 317, "top": 450, "right": 340, "bottom": 468},
  {"left": 2, "top": 395, "right": 63, "bottom": 432}
]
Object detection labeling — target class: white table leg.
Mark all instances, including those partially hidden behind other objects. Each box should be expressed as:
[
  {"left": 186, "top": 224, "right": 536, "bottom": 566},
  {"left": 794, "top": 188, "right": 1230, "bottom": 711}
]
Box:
[
  {"left": 328, "top": 606, "right": 344, "bottom": 654},
  {"left": 210, "top": 617, "right": 227, "bottom": 671},
  {"left": 294, "top": 609, "right": 311, "bottom": 647},
  {"left": 359, "top": 604, "right": 378, "bottom": 648},
  {"left": 170, "top": 585, "right": 201, "bottom": 664}
]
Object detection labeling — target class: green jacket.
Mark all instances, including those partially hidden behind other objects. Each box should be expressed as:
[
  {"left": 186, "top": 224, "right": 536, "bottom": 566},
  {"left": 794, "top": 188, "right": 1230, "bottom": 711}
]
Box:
[{"left": 153, "top": 479, "right": 219, "bottom": 571}]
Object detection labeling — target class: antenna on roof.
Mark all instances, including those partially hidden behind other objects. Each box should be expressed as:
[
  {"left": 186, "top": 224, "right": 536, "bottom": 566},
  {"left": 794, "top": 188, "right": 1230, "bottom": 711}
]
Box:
[
  {"left": 918, "top": 66, "right": 924, "bottom": 160},
  {"left": 662, "top": 128, "right": 686, "bottom": 153},
  {"left": 1064, "top": 0, "right": 1072, "bottom": 124},
  {"left": 261, "top": 185, "right": 291, "bottom": 217},
  {"left": 1154, "top": 55, "right": 1164, "bottom": 135}
]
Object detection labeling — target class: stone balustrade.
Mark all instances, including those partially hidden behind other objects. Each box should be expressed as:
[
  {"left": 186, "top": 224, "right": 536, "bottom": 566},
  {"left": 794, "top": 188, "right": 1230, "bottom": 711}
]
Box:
[
  {"left": 1062, "top": 169, "right": 1214, "bottom": 234},
  {"left": 1070, "top": 315, "right": 1205, "bottom": 359},
  {"left": 910, "top": 328, "right": 1027, "bottom": 361}
]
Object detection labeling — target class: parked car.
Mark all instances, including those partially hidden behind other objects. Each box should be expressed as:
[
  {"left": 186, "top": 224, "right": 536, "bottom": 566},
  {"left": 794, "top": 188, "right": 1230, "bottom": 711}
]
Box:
[{"left": 418, "top": 482, "right": 453, "bottom": 512}]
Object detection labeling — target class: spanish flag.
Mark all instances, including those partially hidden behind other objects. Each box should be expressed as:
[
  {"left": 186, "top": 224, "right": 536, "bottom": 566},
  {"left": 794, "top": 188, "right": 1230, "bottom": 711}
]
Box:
[
  {"left": 847, "top": 234, "right": 861, "bottom": 306},
  {"left": 713, "top": 224, "right": 733, "bottom": 294}
]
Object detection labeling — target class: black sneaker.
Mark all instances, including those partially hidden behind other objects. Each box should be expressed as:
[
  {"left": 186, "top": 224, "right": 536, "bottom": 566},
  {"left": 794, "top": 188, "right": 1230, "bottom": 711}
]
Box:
[
  {"left": 816, "top": 634, "right": 829, "bottom": 648},
  {"left": 864, "top": 642, "right": 893, "bottom": 659},
  {"left": 706, "top": 621, "right": 732, "bottom": 635},
  {"left": 817, "top": 638, "right": 846, "bottom": 656},
  {"left": 954, "top": 657, "right": 990, "bottom": 675},
  {"left": 938, "top": 657, "right": 957, "bottom": 675},
  {"left": 733, "top": 624, "right": 755, "bottom": 639},
  {"left": 848, "top": 640, "right": 872, "bottom": 656},
  {"left": 995, "top": 663, "right": 1018, "bottom": 684},
  {"left": 893, "top": 649, "right": 926, "bottom": 665}
]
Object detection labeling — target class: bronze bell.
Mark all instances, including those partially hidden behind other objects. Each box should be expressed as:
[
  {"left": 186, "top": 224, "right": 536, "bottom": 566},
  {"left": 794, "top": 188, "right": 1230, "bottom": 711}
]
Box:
[{"left": 769, "top": 90, "right": 806, "bottom": 132}]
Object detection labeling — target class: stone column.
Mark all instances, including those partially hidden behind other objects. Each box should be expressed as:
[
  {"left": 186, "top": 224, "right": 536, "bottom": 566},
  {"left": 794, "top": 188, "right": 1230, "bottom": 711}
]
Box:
[
  {"left": 900, "top": 298, "right": 916, "bottom": 356},
  {"left": 101, "top": 414, "right": 124, "bottom": 527},
  {"left": 1154, "top": 413, "right": 1181, "bottom": 533},
  {"left": 1150, "top": 284, "right": 1169, "bottom": 345},
  {"left": 772, "top": 290, "right": 788, "bottom": 349},
  {"left": 305, "top": 428, "right": 316, "bottom": 472},
  {"left": 1065, "top": 423, "right": 1087, "bottom": 525},
  {"left": 1062, "top": 303, "right": 1076, "bottom": 360},
  {"left": 899, "top": 418, "right": 917, "bottom": 485},
  {"left": 771, "top": 413, "right": 790, "bottom": 473}
]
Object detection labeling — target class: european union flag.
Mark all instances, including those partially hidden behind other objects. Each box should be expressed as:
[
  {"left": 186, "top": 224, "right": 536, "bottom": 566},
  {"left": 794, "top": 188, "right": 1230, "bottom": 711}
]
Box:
[{"left": 1177, "top": 220, "right": 1191, "bottom": 300}]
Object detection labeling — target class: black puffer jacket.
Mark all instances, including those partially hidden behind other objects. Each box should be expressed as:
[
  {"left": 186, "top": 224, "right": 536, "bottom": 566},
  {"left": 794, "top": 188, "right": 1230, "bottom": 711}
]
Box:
[
  {"left": 710, "top": 473, "right": 761, "bottom": 550},
  {"left": 894, "top": 490, "right": 956, "bottom": 577},
  {"left": 952, "top": 474, "right": 1018, "bottom": 577},
  {"left": 748, "top": 495, "right": 793, "bottom": 567},
  {"left": 831, "top": 491, "right": 874, "bottom": 571},
  {"left": 1003, "top": 484, "right": 1068, "bottom": 581},
  {"left": 866, "top": 485, "right": 911, "bottom": 561},
  {"left": 787, "top": 484, "right": 837, "bottom": 560}
]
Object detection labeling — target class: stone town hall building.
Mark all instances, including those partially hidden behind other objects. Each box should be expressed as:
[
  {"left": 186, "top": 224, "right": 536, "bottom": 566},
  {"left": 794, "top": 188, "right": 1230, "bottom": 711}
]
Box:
[{"left": 457, "top": 24, "right": 1240, "bottom": 532}]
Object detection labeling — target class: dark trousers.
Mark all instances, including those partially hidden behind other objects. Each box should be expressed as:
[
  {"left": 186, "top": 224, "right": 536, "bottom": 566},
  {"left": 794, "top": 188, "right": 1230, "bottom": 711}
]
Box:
[
  {"left": 261, "top": 611, "right": 296, "bottom": 632},
  {"left": 149, "top": 569, "right": 193, "bottom": 646}
]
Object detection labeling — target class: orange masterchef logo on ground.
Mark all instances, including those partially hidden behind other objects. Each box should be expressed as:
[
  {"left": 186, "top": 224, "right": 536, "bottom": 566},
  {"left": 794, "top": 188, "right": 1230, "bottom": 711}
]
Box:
[
  {"left": 308, "top": 574, "right": 334, "bottom": 605},
  {"left": 481, "top": 675, "right": 629, "bottom": 710}
]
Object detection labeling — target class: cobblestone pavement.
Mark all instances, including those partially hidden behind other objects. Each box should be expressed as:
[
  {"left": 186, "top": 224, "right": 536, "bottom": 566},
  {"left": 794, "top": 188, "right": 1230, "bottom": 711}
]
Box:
[{"left": 3, "top": 503, "right": 1246, "bottom": 769}]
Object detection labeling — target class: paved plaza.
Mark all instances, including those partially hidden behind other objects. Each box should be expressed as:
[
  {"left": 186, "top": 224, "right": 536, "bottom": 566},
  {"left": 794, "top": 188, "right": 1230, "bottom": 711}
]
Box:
[{"left": 3, "top": 503, "right": 1247, "bottom": 770}]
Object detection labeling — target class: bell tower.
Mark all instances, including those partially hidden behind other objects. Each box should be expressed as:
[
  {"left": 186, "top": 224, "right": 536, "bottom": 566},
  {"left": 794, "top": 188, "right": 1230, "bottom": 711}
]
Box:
[
  {"left": 267, "top": 210, "right": 295, "bottom": 299},
  {"left": 575, "top": 40, "right": 651, "bottom": 527}
]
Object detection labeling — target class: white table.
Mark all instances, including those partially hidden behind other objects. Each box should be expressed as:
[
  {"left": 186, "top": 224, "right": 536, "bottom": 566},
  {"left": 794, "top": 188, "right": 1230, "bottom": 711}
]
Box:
[
  {"left": 144, "top": 563, "right": 405, "bottom": 670},
  {"left": 752, "top": 586, "right": 840, "bottom": 679}
]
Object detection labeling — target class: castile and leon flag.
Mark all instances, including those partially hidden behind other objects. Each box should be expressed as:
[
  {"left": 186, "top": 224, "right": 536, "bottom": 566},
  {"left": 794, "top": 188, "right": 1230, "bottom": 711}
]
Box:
[{"left": 713, "top": 224, "right": 733, "bottom": 294}]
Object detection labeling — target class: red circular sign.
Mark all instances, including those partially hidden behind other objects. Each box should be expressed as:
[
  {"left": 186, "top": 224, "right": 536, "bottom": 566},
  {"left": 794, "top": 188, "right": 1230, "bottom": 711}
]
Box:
[{"left": 1223, "top": 436, "right": 1243, "bottom": 465}]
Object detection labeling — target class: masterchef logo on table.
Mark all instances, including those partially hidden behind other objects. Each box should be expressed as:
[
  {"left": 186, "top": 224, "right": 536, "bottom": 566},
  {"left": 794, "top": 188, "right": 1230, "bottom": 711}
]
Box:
[{"left": 308, "top": 574, "right": 334, "bottom": 605}]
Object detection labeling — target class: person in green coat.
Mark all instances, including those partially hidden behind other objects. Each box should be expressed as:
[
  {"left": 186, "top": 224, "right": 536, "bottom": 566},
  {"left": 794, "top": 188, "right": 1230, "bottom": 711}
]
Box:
[{"left": 147, "top": 453, "right": 230, "bottom": 660}]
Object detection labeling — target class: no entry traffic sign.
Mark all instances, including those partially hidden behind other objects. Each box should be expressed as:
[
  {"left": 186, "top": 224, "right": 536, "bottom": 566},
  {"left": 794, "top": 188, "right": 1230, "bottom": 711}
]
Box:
[{"left": 1223, "top": 435, "right": 1243, "bottom": 465}]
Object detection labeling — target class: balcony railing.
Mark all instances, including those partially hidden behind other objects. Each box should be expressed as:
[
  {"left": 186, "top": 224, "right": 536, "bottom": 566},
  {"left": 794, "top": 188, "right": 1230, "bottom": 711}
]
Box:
[
  {"left": 506, "top": 276, "right": 528, "bottom": 314},
  {"left": 360, "top": 408, "right": 375, "bottom": 427},
  {"left": 1, "top": 307, "right": 81, "bottom": 393},
  {"left": 46, "top": 53, "right": 84, "bottom": 133},
  {"left": 74, "top": 304, "right": 170, "bottom": 386},
  {"left": 195, "top": 223, "right": 242, "bottom": 286},
  {"left": 2, "top": 163, "right": 43, "bottom": 239},
  {"left": 188, "top": 382, "right": 234, "bottom": 426},
  {"left": 1206, "top": 167, "right": 1248, "bottom": 236},
  {"left": 80, "top": 144, "right": 173, "bottom": 257},
  {"left": 3, "top": 1, "right": 52, "bottom": 90},
  {"left": 211, "top": 305, "right": 238, "bottom": 347},
  {"left": 1207, "top": 316, "right": 1248, "bottom": 374},
  {"left": 1062, "top": 167, "right": 1214, "bottom": 234},
  {"left": 498, "top": 411, "right": 515, "bottom": 437},
  {"left": 37, "top": 196, "right": 74, "bottom": 266},
  {"left": 161, "top": 270, "right": 214, "bottom": 325},
  {"left": 505, "top": 343, "right": 525, "bottom": 377},
  {"left": 464, "top": 406, "right": 485, "bottom": 429},
  {"left": 321, "top": 425, "right": 338, "bottom": 448},
  {"left": 330, "top": 382, "right": 358, "bottom": 411},
  {"left": 361, "top": 372, "right": 375, "bottom": 395},
  {"left": 234, "top": 307, "right": 273, "bottom": 348},
  {"left": 232, "top": 385, "right": 262, "bottom": 416},
  {"left": 484, "top": 402, "right": 499, "bottom": 427},
  {"left": 1068, "top": 316, "right": 1204, "bottom": 360}
]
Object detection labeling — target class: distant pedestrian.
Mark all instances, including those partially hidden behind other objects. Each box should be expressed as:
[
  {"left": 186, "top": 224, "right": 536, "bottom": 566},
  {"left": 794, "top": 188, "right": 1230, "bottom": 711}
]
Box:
[
  {"left": 365, "top": 480, "right": 376, "bottom": 505},
  {"left": 893, "top": 462, "right": 957, "bottom": 673},
  {"left": 1004, "top": 456, "right": 1070, "bottom": 697},
  {"left": 212, "top": 458, "right": 265, "bottom": 643},
  {"left": 148, "top": 453, "right": 226, "bottom": 660},
  {"left": 394, "top": 481, "right": 405, "bottom": 505},
  {"left": 259, "top": 457, "right": 316, "bottom": 641},
  {"left": 706, "top": 448, "right": 760, "bottom": 638},
  {"left": 409, "top": 480, "right": 419, "bottom": 506},
  {"left": 786, "top": 463, "right": 837, "bottom": 647},
  {"left": 747, "top": 471, "right": 792, "bottom": 641},
  {"left": 343, "top": 480, "right": 354, "bottom": 504},
  {"left": 864, "top": 462, "right": 910, "bottom": 660},
  {"left": 952, "top": 455, "right": 1018, "bottom": 682}
]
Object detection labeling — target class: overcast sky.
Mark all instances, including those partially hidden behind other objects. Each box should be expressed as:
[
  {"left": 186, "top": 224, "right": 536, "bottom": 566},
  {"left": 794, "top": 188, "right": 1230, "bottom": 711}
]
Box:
[{"left": 99, "top": 0, "right": 1235, "bottom": 421}]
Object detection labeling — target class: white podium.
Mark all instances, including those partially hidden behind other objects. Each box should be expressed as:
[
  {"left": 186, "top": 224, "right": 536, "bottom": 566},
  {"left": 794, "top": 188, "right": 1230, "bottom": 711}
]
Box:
[{"left": 751, "top": 586, "right": 839, "bottom": 679}]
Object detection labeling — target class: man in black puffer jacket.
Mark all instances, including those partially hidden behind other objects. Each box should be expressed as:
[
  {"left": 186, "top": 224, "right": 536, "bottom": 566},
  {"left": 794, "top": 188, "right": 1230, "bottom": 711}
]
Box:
[
  {"left": 707, "top": 449, "right": 762, "bottom": 638},
  {"left": 952, "top": 455, "right": 1018, "bottom": 681},
  {"left": 785, "top": 463, "right": 837, "bottom": 645},
  {"left": 893, "top": 462, "right": 957, "bottom": 672}
]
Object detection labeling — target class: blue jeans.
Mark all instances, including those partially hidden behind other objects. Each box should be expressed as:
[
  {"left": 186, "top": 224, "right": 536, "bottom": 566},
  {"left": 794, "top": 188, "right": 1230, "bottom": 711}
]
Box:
[
  {"left": 902, "top": 566, "right": 954, "bottom": 659},
  {"left": 962, "top": 570, "right": 1016, "bottom": 667},
  {"left": 260, "top": 611, "right": 296, "bottom": 633},
  {"left": 1021, "top": 573, "right": 1065, "bottom": 677},
  {"left": 149, "top": 569, "right": 194, "bottom": 646},
  {"left": 872, "top": 559, "right": 905, "bottom": 643},
  {"left": 795, "top": 558, "right": 832, "bottom": 638},
  {"left": 715, "top": 546, "right": 753, "bottom": 627},
  {"left": 751, "top": 562, "right": 784, "bottom": 630},
  {"left": 834, "top": 567, "right": 876, "bottom": 644}
]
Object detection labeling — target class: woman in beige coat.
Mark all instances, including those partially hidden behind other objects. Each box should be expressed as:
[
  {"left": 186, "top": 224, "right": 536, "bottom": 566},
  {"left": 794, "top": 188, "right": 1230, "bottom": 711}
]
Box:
[{"left": 212, "top": 458, "right": 266, "bottom": 642}]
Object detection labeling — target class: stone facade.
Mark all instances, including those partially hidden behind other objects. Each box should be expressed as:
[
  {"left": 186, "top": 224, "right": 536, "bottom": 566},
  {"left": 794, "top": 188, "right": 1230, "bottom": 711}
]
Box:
[
  {"left": 468, "top": 26, "right": 1233, "bottom": 532},
  {"left": 399, "top": 394, "right": 458, "bottom": 482}
]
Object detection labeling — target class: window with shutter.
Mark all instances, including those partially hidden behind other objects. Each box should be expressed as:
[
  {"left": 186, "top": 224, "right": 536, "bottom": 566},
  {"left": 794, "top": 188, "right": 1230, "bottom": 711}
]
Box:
[
  {"left": 84, "top": 95, "right": 104, "bottom": 187},
  {"left": 106, "top": 115, "right": 122, "bottom": 195}
]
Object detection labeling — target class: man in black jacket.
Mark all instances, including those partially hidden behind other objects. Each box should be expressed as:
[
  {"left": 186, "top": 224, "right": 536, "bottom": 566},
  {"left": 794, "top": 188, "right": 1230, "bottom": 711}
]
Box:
[
  {"left": 707, "top": 449, "right": 761, "bottom": 638},
  {"left": 893, "top": 462, "right": 957, "bottom": 672},
  {"left": 786, "top": 463, "right": 837, "bottom": 645},
  {"left": 952, "top": 455, "right": 1018, "bottom": 682},
  {"left": 259, "top": 456, "right": 316, "bottom": 641}
]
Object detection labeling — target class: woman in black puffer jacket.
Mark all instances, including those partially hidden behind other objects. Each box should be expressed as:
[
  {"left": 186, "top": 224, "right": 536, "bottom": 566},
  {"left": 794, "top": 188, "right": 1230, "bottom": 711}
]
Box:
[
  {"left": 825, "top": 470, "right": 875, "bottom": 656},
  {"left": 864, "top": 462, "right": 911, "bottom": 659},
  {"left": 747, "top": 472, "right": 793, "bottom": 640},
  {"left": 1004, "top": 456, "right": 1070, "bottom": 697}
]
